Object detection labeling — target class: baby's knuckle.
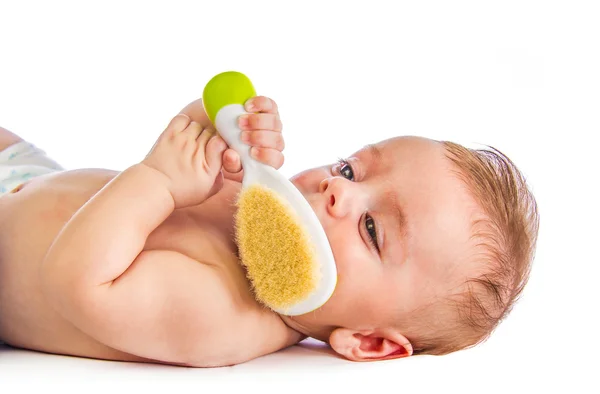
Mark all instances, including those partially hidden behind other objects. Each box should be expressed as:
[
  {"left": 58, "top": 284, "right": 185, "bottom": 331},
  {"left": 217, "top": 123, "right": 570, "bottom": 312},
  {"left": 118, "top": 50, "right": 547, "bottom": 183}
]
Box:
[
  {"left": 278, "top": 135, "right": 285, "bottom": 151},
  {"left": 270, "top": 99, "right": 278, "bottom": 111},
  {"left": 174, "top": 113, "right": 191, "bottom": 124},
  {"left": 244, "top": 131, "right": 256, "bottom": 145},
  {"left": 259, "top": 96, "right": 275, "bottom": 109},
  {"left": 252, "top": 131, "right": 267, "bottom": 145},
  {"left": 254, "top": 96, "right": 268, "bottom": 107},
  {"left": 249, "top": 114, "right": 262, "bottom": 129},
  {"left": 183, "top": 122, "right": 197, "bottom": 133},
  {"left": 246, "top": 114, "right": 257, "bottom": 128},
  {"left": 168, "top": 114, "right": 190, "bottom": 133},
  {"left": 257, "top": 148, "right": 268, "bottom": 161},
  {"left": 250, "top": 114, "right": 264, "bottom": 129}
]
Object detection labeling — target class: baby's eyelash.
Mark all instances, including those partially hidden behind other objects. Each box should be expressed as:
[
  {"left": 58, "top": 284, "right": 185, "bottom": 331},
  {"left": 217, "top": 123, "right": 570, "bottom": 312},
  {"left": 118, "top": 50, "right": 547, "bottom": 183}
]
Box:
[
  {"left": 336, "top": 157, "right": 349, "bottom": 167},
  {"left": 334, "top": 157, "right": 380, "bottom": 253}
]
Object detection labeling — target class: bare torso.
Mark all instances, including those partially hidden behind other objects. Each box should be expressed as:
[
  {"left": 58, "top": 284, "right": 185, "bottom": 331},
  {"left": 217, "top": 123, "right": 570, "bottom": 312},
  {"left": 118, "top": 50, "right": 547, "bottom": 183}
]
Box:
[{"left": 0, "top": 168, "right": 301, "bottom": 364}]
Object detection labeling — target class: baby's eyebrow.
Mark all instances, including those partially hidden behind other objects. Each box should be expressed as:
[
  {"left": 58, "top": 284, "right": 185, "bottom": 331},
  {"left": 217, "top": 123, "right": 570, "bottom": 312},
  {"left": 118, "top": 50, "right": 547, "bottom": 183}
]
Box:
[
  {"left": 385, "top": 186, "right": 409, "bottom": 239},
  {"left": 362, "top": 143, "right": 383, "bottom": 161},
  {"left": 360, "top": 144, "right": 409, "bottom": 257}
]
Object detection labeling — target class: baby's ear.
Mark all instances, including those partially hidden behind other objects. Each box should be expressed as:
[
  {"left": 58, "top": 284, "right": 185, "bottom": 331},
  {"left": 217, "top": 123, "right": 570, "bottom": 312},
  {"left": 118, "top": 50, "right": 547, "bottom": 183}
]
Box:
[{"left": 329, "top": 327, "right": 413, "bottom": 362}]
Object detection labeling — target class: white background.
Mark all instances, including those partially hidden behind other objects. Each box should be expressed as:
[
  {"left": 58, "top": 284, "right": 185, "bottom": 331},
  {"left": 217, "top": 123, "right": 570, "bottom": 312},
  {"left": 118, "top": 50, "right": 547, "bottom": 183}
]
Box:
[{"left": 1, "top": 0, "right": 598, "bottom": 392}]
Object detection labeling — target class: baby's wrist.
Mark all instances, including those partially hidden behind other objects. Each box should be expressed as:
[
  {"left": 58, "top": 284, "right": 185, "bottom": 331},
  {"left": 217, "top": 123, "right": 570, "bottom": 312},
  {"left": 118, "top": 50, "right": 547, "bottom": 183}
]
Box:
[{"left": 129, "top": 163, "right": 176, "bottom": 209}]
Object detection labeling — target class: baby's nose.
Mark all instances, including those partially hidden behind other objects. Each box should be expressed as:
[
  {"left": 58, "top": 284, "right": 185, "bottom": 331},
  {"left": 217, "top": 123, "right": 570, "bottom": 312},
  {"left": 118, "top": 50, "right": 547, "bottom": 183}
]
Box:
[
  {"left": 318, "top": 178, "right": 330, "bottom": 194},
  {"left": 320, "top": 177, "right": 351, "bottom": 218}
]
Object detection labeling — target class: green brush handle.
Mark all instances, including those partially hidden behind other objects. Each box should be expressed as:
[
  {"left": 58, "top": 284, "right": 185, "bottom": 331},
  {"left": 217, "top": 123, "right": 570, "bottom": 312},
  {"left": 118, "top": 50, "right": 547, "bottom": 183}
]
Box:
[
  {"left": 202, "top": 71, "right": 261, "bottom": 177},
  {"left": 203, "top": 71, "right": 256, "bottom": 125}
]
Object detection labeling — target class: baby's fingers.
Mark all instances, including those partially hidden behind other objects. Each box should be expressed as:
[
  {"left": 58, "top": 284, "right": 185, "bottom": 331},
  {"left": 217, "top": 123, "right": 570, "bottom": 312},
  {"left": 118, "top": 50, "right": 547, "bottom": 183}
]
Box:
[
  {"left": 222, "top": 149, "right": 242, "bottom": 174},
  {"left": 250, "top": 147, "right": 285, "bottom": 170},
  {"left": 204, "top": 134, "right": 227, "bottom": 171},
  {"left": 238, "top": 113, "right": 282, "bottom": 132},
  {"left": 195, "top": 125, "right": 215, "bottom": 147},
  {"left": 245, "top": 96, "right": 278, "bottom": 114},
  {"left": 241, "top": 129, "right": 285, "bottom": 152}
]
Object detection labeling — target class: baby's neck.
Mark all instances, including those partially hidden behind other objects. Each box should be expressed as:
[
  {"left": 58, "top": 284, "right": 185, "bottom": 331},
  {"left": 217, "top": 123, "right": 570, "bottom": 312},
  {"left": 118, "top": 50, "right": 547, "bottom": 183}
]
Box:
[{"left": 278, "top": 314, "right": 329, "bottom": 343}]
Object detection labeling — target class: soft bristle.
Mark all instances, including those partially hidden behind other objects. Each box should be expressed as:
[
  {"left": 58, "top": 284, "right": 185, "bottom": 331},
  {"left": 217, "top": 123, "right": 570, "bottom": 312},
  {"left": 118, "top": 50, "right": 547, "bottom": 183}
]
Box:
[{"left": 234, "top": 184, "right": 320, "bottom": 312}]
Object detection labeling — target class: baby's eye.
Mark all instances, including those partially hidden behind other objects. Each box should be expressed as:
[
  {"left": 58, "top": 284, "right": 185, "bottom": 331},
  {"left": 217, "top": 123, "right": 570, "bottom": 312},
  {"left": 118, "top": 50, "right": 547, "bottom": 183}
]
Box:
[
  {"left": 336, "top": 158, "right": 355, "bottom": 181},
  {"left": 365, "top": 214, "right": 379, "bottom": 252}
]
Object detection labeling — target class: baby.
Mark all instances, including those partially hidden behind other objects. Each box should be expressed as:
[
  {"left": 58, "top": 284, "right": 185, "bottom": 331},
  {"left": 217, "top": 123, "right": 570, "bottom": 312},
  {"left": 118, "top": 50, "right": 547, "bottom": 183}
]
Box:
[{"left": 0, "top": 96, "right": 539, "bottom": 367}]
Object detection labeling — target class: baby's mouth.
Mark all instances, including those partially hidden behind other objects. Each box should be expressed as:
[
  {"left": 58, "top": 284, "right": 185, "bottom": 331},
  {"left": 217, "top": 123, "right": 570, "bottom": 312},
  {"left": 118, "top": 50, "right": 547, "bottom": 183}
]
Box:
[{"left": 293, "top": 183, "right": 330, "bottom": 238}]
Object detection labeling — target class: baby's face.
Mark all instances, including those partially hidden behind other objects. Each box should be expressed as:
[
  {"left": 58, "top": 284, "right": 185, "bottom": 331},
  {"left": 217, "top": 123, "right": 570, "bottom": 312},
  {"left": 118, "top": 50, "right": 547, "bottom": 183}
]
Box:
[{"left": 288, "top": 136, "right": 480, "bottom": 338}]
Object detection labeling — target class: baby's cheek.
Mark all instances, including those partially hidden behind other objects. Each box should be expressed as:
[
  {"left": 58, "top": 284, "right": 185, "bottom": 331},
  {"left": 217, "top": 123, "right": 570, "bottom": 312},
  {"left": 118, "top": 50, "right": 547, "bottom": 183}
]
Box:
[
  {"left": 293, "top": 166, "right": 329, "bottom": 181},
  {"left": 290, "top": 172, "right": 312, "bottom": 190}
]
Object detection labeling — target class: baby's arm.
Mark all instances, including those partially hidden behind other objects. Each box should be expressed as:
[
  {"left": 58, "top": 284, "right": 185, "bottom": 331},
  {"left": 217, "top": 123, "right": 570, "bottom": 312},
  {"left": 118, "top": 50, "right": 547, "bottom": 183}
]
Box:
[
  {"left": 42, "top": 164, "right": 173, "bottom": 288},
  {"left": 40, "top": 165, "right": 215, "bottom": 363},
  {"left": 40, "top": 116, "right": 241, "bottom": 365}
]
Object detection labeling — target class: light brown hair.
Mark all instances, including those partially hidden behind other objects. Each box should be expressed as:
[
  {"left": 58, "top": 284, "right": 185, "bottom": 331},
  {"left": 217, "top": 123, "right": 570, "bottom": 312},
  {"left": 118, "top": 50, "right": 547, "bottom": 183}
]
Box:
[{"left": 410, "top": 141, "right": 540, "bottom": 355}]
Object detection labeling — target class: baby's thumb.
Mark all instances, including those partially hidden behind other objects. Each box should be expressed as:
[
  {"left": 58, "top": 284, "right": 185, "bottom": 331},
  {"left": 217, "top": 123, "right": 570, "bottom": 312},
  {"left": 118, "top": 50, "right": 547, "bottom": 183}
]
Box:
[
  {"left": 222, "top": 149, "right": 242, "bottom": 174},
  {"left": 205, "top": 134, "right": 228, "bottom": 170}
]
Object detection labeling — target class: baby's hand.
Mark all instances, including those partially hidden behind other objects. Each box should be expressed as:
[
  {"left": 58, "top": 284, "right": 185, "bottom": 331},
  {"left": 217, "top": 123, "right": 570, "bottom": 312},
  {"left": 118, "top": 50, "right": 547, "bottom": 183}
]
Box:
[
  {"left": 222, "top": 96, "right": 285, "bottom": 177},
  {"left": 142, "top": 114, "right": 228, "bottom": 209}
]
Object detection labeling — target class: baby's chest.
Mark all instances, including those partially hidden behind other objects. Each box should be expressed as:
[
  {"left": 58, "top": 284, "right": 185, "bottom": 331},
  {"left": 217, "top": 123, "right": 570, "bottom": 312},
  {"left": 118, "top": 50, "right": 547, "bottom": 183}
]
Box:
[{"left": 145, "top": 210, "right": 239, "bottom": 268}]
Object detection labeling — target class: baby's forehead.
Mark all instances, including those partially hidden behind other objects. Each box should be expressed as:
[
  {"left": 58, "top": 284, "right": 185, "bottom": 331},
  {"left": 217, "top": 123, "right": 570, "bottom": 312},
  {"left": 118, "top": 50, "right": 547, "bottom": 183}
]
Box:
[
  {"left": 378, "top": 135, "right": 441, "bottom": 153},
  {"left": 356, "top": 136, "right": 444, "bottom": 164},
  {"left": 357, "top": 137, "right": 451, "bottom": 180}
]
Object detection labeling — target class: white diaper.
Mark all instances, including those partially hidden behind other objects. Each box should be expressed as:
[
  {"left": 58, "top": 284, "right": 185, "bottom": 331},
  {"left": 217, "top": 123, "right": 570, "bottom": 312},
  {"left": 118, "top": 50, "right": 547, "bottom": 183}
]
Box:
[{"left": 0, "top": 141, "right": 64, "bottom": 196}]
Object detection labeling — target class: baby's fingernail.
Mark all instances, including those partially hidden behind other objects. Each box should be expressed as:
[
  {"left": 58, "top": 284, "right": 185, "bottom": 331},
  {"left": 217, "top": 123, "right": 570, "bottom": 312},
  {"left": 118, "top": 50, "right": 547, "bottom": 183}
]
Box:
[
  {"left": 238, "top": 115, "right": 249, "bottom": 129},
  {"left": 245, "top": 99, "right": 255, "bottom": 112},
  {"left": 240, "top": 131, "right": 250, "bottom": 142}
]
